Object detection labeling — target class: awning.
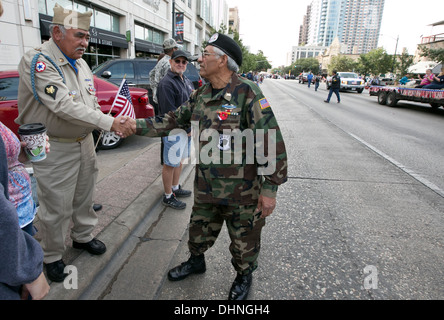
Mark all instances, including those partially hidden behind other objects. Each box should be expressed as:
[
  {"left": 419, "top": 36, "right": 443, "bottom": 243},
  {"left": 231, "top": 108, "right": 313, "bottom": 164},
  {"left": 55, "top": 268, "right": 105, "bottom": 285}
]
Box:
[
  {"left": 407, "top": 61, "right": 441, "bottom": 74},
  {"left": 39, "top": 14, "right": 128, "bottom": 49}
]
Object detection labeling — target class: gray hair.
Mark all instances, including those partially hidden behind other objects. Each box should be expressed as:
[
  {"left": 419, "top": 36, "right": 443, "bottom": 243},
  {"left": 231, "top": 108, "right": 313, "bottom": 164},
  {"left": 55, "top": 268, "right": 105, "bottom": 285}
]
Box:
[
  {"left": 49, "top": 24, "right": 66, "bottom": 37},
  {"left": 212, "top": 47, "right": 239, "bottom": 73}
]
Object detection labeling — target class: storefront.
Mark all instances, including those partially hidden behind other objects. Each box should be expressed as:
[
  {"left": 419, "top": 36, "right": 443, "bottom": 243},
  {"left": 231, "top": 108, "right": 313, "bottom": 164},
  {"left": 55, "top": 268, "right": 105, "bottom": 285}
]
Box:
[{"left": 39, "top": 13, "right": 128, "bottom": 69}]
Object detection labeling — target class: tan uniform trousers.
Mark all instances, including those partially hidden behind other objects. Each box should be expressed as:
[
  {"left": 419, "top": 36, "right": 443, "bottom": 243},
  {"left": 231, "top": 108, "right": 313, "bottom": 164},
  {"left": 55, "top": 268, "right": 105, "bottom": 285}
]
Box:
[{"left": 33, "top": 133, "right": 98, "bottom": 264}]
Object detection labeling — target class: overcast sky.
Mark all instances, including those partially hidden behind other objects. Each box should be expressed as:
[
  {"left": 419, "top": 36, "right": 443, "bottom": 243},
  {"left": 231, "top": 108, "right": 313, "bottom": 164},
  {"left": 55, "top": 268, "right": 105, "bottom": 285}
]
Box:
[{"left": 225, "top": 0, "right": 444, "bottom": 67}]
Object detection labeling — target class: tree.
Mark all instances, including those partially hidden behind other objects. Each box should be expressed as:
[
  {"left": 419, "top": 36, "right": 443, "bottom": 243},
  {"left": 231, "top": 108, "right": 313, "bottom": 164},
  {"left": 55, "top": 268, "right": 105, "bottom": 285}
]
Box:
[
  {"left": 328, "top": 55, "right": 357, "bottom": 73},
  {"left": 356, "top": 48, "right": 393, "bottom": 76},
  {"left": 419, "top": 45, "right": 444, "bottom": 64},
  {"left": 398, "top": 49, "right": 414, "bottom": 77}
]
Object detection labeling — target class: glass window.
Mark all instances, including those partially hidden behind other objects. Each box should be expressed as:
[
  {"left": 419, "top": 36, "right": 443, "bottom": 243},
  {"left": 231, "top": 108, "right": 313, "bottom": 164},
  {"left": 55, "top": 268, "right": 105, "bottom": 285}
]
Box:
[
  {"left": 146, "top": 28, "right": 153, "bottom": 42},
  {"left": 111, "top": 15, "right": 120, "bottom": 33},
  {"left": 105, "top": 61, "right": 135, "bottom": 79},
  {"left": 46, "top": 0, "right": 72, "bottom": 13},
  {"left": 0, "top": 77, "right": 19, "bottom": 101},
  {"left": 139, "top": 61, "right": 157, "bottom": 79},
  {"left": 153, "top": 30, "right": 163, "bottom": 45},
  {"left": 135, "top": 24, "right": 145, "bottom": 40},
  {"left": 95, "top": 10, "right": 111, "bottom": 31},
  {"left": 73, "top": 2, "right": 88, "bottom": 13}
]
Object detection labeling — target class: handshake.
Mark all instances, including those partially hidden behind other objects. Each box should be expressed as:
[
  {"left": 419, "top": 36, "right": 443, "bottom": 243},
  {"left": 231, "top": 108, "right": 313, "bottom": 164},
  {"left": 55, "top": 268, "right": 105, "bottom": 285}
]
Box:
[{"left": 111, "top": 116, "right": 137, "bottom": 138}]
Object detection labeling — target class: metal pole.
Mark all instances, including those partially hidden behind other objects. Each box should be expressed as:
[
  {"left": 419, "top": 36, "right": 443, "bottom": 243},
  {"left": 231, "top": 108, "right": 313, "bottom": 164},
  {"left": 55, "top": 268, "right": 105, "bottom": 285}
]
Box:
[
  {"left": 172, "top": 0, "right": 175, "bottom": 39},
  {"left": 391, "top": 35, "right": 399, "bottom": 73}
]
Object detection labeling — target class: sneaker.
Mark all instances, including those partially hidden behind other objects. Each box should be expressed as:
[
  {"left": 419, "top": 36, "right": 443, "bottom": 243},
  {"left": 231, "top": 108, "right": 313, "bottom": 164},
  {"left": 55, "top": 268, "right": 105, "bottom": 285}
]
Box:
[
  {"left": 173, "top": 185, "right": 192, "bottom": 198},
  {"left": 162, "top": 194, "right": 186, "bottom": 210},
  {"left": 324, "top": 100, "right": 329, "bottom": 103}
]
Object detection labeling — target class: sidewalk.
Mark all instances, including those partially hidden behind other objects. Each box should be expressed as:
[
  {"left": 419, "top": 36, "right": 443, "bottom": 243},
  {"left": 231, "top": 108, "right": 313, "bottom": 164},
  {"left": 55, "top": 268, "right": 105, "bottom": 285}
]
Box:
[{"left": 39, "top": 140, "right": 193, "bottom": 300}]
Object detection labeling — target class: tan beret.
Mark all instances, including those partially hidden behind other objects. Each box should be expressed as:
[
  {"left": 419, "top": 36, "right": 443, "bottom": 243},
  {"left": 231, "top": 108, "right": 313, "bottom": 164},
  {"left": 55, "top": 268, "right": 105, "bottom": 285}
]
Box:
[{"left": 52, "top": 3, "right": 92, "bottom": 31}]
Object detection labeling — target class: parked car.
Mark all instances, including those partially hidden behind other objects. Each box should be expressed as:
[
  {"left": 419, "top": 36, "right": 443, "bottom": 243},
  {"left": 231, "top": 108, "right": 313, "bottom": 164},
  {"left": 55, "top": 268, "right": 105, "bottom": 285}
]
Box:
[
  {"left": 298, "top": 73, "right": 315, "bottom": 84},
  {"left": 92, "top": 58, "right": 203, "bottom": 114},
  {"left": 326, "top": 72, "right": 365, "bottom": 93},
  {"left": 0, "top": 70, "right": 154, "bottom": 149}
]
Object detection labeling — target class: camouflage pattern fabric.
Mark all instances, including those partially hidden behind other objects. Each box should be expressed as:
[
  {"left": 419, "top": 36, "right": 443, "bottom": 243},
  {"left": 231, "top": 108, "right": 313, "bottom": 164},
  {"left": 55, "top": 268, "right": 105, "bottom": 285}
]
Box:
[
  {"left": 149, "top": 55, "right": 171, "bottom": 104},
  {"left": 136, "top": 72, "right": 288, "bottom": 205},
  {"left": 188, "top": 201, "right": 265, "bottom": 275}
]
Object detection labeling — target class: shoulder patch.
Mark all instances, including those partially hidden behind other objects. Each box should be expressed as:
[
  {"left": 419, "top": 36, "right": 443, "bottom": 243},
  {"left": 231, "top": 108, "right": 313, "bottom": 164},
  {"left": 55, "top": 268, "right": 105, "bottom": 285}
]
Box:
[
  {"left": 259, "top": 98, "right": 271, "bottom": 109},
  {"left": 35, "top": 61, "right": 46, "bottom": 72},
  {"left": 45, "top": 85, "right": 58, "bottom": 100}
]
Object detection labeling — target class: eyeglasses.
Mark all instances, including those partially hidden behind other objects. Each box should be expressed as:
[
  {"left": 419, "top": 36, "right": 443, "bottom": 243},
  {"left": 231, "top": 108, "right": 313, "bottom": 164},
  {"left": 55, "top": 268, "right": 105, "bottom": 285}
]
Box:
[
  {"left": 174, "top": 59, "right": 188, "bottom": 65},
  {"left": 201, "top": 51, "right": 220, "bottom": 59}
]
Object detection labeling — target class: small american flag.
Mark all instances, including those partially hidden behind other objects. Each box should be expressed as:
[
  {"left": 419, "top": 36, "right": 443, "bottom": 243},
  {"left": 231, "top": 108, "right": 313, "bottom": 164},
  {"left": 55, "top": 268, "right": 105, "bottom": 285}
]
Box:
[{"left": 112, "top": 79, "right": 135, "bottom": 119}]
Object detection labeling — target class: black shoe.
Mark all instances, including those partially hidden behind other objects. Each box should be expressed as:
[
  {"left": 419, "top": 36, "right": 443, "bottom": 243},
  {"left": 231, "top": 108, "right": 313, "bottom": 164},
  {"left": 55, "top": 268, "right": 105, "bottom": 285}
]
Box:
[
  {"left": 73, "top": 238, "right": 106, "bottom": 255},
  {"left": 45, "top": 259, "right": 67, "bottom": 283},
  {"left": 324, "top": 100, "right": 329, "bottom": 103},
  {"left": 93, "top": 203, "right": 102, "bottom": 211},
  {"left": 162, "top": 194, "right": 186, "bottom": 210},
  {"left": 168, "top": 254, "right": 206, "bottom": 281},
  {"left": 228, "top": 273, "right": 253, "bottom": 300},
  {"left": 173, "top": 185, "right": 192, "bottom": 198}
]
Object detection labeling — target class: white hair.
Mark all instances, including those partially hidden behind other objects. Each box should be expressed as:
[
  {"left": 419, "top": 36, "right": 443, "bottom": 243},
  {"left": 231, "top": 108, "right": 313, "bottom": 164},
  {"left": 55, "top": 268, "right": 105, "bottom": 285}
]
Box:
[
  {"left": 212, "top": 47, "right": 239, "bottom": 73},
  {"left": 49, "top": 24, "right": 66, "bottom": 37}
]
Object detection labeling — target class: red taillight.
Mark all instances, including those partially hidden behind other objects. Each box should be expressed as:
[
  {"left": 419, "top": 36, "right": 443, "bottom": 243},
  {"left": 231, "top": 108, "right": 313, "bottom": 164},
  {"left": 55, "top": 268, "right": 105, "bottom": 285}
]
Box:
[{"left": 138, "top": 94, "right": 149, "bottom": 105}]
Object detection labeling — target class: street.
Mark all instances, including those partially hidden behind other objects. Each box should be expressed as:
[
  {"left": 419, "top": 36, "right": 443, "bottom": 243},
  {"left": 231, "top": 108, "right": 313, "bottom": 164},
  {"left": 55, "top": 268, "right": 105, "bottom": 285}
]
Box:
[{"left": 90, "top": 79, "right": 444, "bottom": 301}]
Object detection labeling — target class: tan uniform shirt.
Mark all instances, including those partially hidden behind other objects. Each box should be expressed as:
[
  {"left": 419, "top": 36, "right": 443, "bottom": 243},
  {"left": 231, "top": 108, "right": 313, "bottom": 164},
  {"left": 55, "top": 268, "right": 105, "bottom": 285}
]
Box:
[{"left": 16, "top": 38, "right": 114, "bottom": 138}]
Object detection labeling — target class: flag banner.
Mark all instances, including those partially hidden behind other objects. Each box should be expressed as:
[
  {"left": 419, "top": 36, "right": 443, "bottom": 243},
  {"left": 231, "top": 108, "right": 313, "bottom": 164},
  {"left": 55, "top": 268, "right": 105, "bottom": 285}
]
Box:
[
  {"left": 112, "top": 79, "right": 135, "bottom": 119},
  {"left": 175, "top": 12, "right": 184, "bottom": 44}
]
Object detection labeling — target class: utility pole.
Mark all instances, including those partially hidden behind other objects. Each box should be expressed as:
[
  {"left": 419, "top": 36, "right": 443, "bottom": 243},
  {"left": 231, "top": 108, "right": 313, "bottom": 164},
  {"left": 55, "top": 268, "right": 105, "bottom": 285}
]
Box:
[{"left": 391, "top": 35, "right": 399, "bottom": 73}]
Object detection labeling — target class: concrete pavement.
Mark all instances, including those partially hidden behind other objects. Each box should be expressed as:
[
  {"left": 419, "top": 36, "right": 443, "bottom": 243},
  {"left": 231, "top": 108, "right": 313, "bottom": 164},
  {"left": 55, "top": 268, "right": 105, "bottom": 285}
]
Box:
[{"left": 40, "top": 139, "right": 195, "bottom": 300}]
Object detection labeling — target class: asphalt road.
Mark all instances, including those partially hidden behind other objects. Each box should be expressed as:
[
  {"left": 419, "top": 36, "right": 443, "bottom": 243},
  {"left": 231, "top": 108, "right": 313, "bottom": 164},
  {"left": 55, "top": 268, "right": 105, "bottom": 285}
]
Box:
[{"left": 93, "top": 79, "right": 444, "bottom": 301}]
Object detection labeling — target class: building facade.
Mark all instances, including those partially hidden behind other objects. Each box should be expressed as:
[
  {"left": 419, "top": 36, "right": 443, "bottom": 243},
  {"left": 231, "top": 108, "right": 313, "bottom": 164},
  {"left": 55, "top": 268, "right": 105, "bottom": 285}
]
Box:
[
  {"left": 0, "top": 0, "right": 228, "bottom": 71},
  {"left": 300, "top": 0, "right": 384, "bottom": 55}
]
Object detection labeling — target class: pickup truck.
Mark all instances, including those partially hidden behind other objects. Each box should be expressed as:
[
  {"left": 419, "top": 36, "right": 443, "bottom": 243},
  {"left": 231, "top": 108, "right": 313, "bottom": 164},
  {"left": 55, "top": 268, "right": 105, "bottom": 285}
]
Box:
[
  {"left": 369, "top": 86, "right": 444, "bottom": 108},
  {"left": 326, "top": 72, "right": 365, "bottom": 93}
]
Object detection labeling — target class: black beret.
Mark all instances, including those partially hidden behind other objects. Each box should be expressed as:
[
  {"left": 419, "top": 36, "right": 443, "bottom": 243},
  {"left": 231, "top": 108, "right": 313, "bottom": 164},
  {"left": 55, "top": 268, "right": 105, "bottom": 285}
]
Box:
[{"left": 208, "top": 33, "right": 242, "bottom": 67}]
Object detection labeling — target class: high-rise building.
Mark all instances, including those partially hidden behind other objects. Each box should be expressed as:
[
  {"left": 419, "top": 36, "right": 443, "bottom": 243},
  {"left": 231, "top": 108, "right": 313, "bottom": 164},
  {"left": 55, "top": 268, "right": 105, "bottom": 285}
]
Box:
[
  {"left": 301, "top": 0, "right": 385, "bottom": 54},
  {"left": 229, "top": 6, "right": 240, "bottom": 33}
]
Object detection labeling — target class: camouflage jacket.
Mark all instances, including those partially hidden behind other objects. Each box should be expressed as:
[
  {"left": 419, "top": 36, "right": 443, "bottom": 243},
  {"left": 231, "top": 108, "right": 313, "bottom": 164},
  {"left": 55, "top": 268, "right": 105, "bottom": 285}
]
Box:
[
  {"left": 149, "top": 55, "right": 171, "bottom": 104},
  {"left": 136, "top": 73, "right": 288, "bottom": 205}
]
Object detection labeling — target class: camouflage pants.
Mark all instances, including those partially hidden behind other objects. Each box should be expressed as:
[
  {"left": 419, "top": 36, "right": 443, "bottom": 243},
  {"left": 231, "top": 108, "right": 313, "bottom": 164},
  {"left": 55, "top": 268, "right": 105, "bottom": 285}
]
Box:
[{"left": 188, "top": 201, "right": 266, "bottom": 275}]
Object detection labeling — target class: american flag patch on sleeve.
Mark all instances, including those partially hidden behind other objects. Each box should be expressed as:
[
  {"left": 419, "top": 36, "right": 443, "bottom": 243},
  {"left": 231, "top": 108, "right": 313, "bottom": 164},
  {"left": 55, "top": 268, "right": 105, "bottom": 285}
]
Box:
[{"left": 259, "top": 98, "right": 271, "bottom": 109}]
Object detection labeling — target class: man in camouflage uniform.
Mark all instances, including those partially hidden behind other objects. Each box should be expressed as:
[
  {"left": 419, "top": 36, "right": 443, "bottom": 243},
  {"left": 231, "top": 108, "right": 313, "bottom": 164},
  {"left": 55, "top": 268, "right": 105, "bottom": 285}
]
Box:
[{"left": 126, "top": 33, "right": 287, "bottom": 300}]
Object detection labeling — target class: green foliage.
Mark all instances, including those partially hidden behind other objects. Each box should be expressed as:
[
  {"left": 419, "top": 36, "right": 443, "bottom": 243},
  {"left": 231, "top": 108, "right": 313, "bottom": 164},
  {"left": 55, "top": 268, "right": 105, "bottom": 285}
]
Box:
[
  {"left": 419, "top": 45, "right": 444, "bottom": 64},
  {"left": 328, "top": 55, "right": 357, "bottom": 73}
]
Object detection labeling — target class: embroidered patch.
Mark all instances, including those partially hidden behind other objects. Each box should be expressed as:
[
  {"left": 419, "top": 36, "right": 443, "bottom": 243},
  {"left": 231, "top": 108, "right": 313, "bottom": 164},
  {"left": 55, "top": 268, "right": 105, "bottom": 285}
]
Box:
[
  {"left": 218, "top": 134, "right": 231, "bottom": 151},
  {"left": 35, "top": 61, "right": 46, "bottom": 72},
  {"left": 259, "top": 98, "right": 271, "bottom": 109},
  {"left": 45, "top": 85, "right": 58, "bottom": 100}
]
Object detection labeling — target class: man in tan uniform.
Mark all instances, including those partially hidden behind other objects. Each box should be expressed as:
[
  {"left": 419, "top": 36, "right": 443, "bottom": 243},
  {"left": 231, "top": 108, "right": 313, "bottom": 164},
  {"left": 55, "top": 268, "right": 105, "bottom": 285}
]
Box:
[{"left": 16, "top": 4, "right": 133, "bottom": 282}]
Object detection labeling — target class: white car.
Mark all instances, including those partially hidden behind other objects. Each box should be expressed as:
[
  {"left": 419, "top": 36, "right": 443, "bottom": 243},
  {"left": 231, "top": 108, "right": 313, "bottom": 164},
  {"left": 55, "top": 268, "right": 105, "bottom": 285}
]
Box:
[{"left": 326, "top": 72, "right": 365, "bottom": 93}]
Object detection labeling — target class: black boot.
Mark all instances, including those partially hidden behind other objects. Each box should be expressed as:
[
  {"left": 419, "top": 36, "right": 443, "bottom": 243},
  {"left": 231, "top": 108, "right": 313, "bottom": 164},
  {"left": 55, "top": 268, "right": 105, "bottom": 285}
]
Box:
[
  {"left": 228, "top": 273, "right": 252, "bottom": 300},
  {"left": 45, "top": 259, "right": 68, "bottom": 283},
  {"left": 168, "top": 254, "right": 206, "bottom": 281}
]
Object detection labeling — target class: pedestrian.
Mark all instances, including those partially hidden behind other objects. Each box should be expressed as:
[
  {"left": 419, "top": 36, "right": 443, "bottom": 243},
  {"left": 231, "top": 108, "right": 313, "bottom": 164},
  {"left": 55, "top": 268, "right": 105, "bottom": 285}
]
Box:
[
  {"left": 314, "top": 74, "right": 320, "bottom": 91},
  {"left": 149, "top": 38, "right": 181, "bottom": 114},
  {"left": 15, "top": 3, "right": 133, "bottom": 283},
  {"left": 157, "top": 50, "right": 193, "bottom": 209},
  {"left": 307, "top": 72, "right": 313, "bottom": 88},
  {"left": 123, "top": 33, "right": 288, "bottom": 300},
  {"left": 324, "top": 70, "right": 341, "bottom": 103},
  {"left": 0, "top": 134, "right": 50, "bottom": 300}
]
